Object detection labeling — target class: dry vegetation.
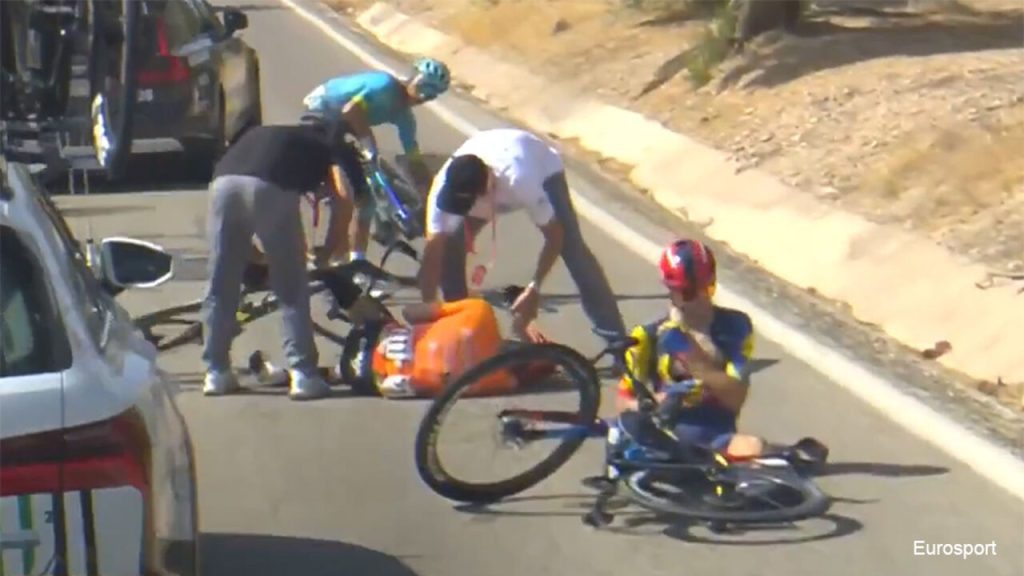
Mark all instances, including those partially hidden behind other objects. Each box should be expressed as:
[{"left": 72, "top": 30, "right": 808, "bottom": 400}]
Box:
[{"left": 331, "top": 0, "right": 1024, "bottom": 408}]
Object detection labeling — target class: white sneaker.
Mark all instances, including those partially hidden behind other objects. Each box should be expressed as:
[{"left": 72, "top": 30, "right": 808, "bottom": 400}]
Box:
[
  {"left": 288, "top": 370, "right": 330, "bottom": 401},
  {"left": 203, "top": 370, "right": 241, "bottom": 396}
]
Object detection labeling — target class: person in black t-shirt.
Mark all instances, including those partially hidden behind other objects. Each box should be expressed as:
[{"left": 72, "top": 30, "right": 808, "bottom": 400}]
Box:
[{"left": 200, "top": 117, "right": 364, "bottom": 401}]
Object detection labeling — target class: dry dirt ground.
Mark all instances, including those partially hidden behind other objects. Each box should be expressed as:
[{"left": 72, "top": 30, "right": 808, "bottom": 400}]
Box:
[
  {"left": 329, "top": 0, "right": 1024, "bottom": 411},
  {"left": 335, "top": 0, "right": 1024, "bottom": 277}
]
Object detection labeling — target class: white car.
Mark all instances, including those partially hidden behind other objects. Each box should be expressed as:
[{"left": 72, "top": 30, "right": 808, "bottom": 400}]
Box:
[{"left": 0, "top": 159, "right": 200, "bottom": 575}]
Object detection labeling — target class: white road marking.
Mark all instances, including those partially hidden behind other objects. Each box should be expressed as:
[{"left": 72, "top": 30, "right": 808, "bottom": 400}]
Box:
[{"left": 280, "top": 0, "right": 1024, "bottom": 501}]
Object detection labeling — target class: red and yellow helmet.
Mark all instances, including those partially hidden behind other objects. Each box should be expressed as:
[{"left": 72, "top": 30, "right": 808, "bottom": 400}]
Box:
[{"left": 658, "top": 239, "right": 717, "bottom": 299}]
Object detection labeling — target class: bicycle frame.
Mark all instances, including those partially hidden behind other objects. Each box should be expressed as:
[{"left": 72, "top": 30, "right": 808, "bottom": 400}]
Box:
[
  {"left": 133, "top": 249, "right": 413, "bottom": 351},
  {"left": 363, "top": 157, "right": 424, "bottom": 242},
  {"left": 495, "top": 338, "right": 736, "bottom": 474}
]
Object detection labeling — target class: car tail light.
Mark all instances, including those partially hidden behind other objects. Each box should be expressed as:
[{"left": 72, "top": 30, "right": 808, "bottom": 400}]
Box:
[
  {"left": 0, "top": 409, "right": 151, "bottom": 496},
  {"left": 0, "top": 408, "right": 156, "bottom": 570},
  {"left": 138, "top": 17, "right": 189, "bottom": 87}
]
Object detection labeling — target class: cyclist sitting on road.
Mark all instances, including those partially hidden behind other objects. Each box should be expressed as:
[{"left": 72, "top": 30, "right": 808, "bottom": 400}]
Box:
[
  {"left": 418, "top": 128, "right": 627, "bottom": 348},
  {"left": 201, "top": 114, "right": 361, "bottom": 401},
  {"left": 615, "top": 238, "right": 767, "bottom": 459},
  {"left": 301, "top": 58, "right": 451, "bottom": 262}
]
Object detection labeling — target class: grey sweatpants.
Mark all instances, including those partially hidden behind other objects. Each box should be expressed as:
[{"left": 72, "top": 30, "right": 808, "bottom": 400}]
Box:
[
  {"left": 440, "top": 171, "right": 627, "bottom": 340},
  {"left": 201, "top": 175, "right": 319, "bottom": 374}
]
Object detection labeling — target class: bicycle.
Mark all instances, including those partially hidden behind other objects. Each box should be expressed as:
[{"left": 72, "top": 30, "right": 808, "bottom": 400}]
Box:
[
  {"left": 362, "top": 153, "right": 426, "bottom": 249},
  {"left": 1, "top": 0, "right": 140, "bottom": 179},
  {"left": 413, "top": 323, "right": 832, "bottom": 532},
  {"left": 136, "top": 240, "right": 419, "bottom": 394}
]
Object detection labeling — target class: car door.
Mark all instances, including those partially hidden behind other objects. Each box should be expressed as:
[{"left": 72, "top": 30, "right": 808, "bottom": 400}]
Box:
[
  {"left": 30, "top": 194, "right": 201, "bottom": 574},
  {"left": 185, "top": 0, "right": 253, "bottom": 139},
  {"left": 0, "top": 225, "right": 73, "bottom": 576}
]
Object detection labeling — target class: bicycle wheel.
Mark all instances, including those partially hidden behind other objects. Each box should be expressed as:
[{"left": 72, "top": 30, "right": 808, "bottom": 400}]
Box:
[
  {"left": 622, "top": 462, "right": 831, "bottom": 524},
  {"left": 134, "top": 300, "right": 204, "bottom": 351},
  {"left": 87, "top": 0, "right": 140, "bottom": 179},
  {"left": 414, "top": 343, "right": 601, "bottom": 504},
  {"left": 153, "top": 322, "right": 203, "bottom": 351}
]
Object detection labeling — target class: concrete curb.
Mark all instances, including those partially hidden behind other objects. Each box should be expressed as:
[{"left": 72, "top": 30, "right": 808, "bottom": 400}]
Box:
[{"left": 353, "top": 2, "right": 1023, "bottom": 389}]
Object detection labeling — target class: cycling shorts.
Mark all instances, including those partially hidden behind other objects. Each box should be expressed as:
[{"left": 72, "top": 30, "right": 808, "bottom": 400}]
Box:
[{"left": 671, "top": 421, "right": 736, "bottom": 452}]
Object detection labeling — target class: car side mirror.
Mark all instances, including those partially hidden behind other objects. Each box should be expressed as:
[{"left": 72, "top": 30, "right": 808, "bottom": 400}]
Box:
[
  {"left": 222, "top": 8, "right": 248, "bottom": 36},
  {"left": 96, "top": 237, "right": 174, "bottom": 292}
]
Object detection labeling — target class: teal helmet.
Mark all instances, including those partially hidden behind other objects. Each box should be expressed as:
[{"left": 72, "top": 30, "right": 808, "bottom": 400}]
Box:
[{"left": 412, "top": 57, "right": 450, "bottom": 101}]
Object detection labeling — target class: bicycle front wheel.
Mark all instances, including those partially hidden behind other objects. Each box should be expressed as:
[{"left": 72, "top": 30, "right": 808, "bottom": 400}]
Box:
[
  {"left": 414, "top": 343, "right": 602, "bottom": 504},
  {"left": 87, "top": 0, "right": 140, "bottom": 179}
]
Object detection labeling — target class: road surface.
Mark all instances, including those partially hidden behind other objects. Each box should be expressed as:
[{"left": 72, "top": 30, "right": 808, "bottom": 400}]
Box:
[{"left": 54, "top": 0, "right": 1023, "bottom": 574}]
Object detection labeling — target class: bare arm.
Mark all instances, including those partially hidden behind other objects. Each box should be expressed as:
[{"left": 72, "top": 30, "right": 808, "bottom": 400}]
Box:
[
  {"left": 418, "top": 233, "right": 446, "bottom": 302},
  {"left": 688, "top": 363, "right": 749, "bottom": 413},
  {"left": 532, "top": 218, "right": 564, "bottom": 288},
  {"left": 402, "top": 302, "right": 444, "bottom": 324}
]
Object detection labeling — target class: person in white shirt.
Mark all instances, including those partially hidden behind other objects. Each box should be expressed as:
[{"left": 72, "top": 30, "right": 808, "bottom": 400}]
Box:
[{"left": 419, "top": 128, "right": 626, "bottom": 346}]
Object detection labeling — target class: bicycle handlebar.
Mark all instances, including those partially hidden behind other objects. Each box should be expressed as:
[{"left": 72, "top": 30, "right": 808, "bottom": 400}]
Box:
[{"left": 585, "top": 326, "right": 699, "bottom": 427}]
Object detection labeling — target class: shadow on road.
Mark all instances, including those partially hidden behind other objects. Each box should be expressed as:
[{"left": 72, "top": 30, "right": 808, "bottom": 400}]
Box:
[
  {"left": 817, "top": 461, "right": 949, "bottom": 478},
  {"left": 479, "top": 287, "right": 669, "bottom": 316},
  {"left": 48, "top": 155, "right": 209, "bottom": 196},
  {"left": 200, "top": 533, "right": 420, "bottom": 576},
  {"left": 662, "top": 512, "right": 864, "bottom": 546},
  {"left": 453, "top": 493, "right": 864, "bottom": 544}
]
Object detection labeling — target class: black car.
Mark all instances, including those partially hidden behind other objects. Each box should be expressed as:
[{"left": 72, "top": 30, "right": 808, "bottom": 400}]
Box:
[{"left": 129, "top": 0, "right": 262, "bottom": 175}]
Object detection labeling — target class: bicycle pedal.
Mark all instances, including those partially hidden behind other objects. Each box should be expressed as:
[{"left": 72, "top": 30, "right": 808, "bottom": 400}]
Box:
[{"left": 581, "top": 476, "right": 615, "bottom": 492}]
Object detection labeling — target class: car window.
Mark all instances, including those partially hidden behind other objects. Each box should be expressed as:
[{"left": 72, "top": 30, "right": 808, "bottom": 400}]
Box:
[
  {"left": 31, "top": 194, "right": 112, "bottom": 348},
  {"left": 0, "top": 226, "right": 73, "bottom": 377},
  {"left": 161, "top": 0, "right": 202, "bottom": 49},
  {"left": 187, "top": 0, "right": 225, "bottom": 36}
]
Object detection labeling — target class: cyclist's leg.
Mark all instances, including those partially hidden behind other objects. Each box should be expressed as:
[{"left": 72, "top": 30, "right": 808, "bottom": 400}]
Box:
[
  {"left": 440, "top": 217, "right": 488, "bottom": 301},
  {"left": 351, "top": 194, "right": 374, "bottom": 258},
  {"left": 722, "top": 434, "right": 766, "bottom": 459},
  {"left": 328, "top": 139, "right": 372, "bottom": 259},
  {"left": 250, "top": 181, "right": 320, "bottom": 377},
  {"left": 672, "top": 420, "right": 737, "bottom": 454},
  {"left": 542, "top": 170, "right": 626, "bottom": 340},
  {"left": 201, "top": 176, "right": 256, "bottom": 378}
]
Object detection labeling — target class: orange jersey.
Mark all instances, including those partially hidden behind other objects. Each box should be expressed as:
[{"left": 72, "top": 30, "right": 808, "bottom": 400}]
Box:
[{"left": 371, "top": 299, "right": 520, "bottom": 398}]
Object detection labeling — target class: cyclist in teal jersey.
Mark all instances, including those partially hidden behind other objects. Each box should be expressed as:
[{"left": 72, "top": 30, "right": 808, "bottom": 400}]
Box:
[{"left": 302, "top": 58, "right": 450, "bottom": 263}]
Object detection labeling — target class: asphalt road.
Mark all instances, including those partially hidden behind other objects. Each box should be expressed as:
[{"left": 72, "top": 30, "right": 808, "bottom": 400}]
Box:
[{"left": 54, "top": 0, "right": 1023, "bottom": 574}]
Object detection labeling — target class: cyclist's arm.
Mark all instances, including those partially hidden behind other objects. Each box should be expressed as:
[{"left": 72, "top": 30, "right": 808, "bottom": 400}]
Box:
[
  {"left": 340, "top": 95, "right": 379, "bottom": 159},
  {"left": 615, "top": 325, "right": 665, "bottom": 412},
  {"left": 689, "top": 325, "right": 754, "bottom": 414},
  {"left": 325, "top": 166, "right": 352, "bottom": 258},
  {"left": 394, "top": 109, "right": 431, "bottom": 189}
]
